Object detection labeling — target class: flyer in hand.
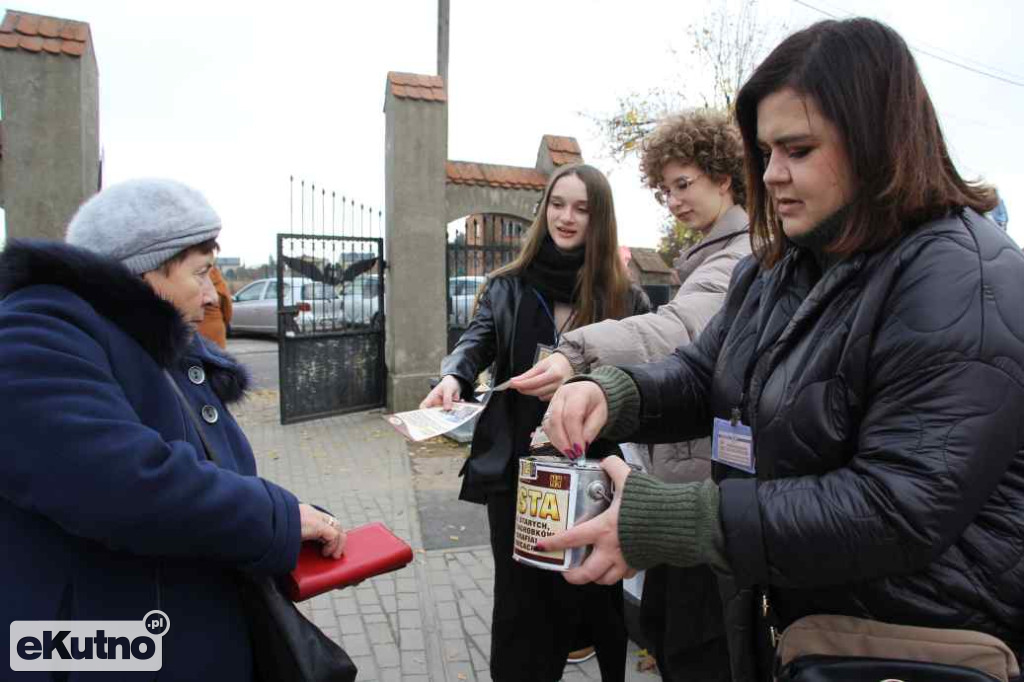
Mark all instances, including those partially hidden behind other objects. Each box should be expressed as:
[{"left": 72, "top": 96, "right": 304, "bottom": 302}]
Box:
[{"left": 384, "top": 403, "right": 485, "bottom": 441}]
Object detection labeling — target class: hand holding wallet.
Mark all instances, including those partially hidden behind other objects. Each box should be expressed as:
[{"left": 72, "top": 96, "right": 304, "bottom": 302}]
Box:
[{"left": 283, "top": 522, "right": 414, "bottom": 602}]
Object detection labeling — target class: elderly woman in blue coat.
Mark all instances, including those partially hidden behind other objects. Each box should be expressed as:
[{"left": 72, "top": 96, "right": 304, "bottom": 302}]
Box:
[{"left": 0, "top": 179, "right": 344, "bottom": 681}]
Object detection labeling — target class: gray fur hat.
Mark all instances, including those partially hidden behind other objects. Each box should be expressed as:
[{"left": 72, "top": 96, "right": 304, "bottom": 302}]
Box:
[{"left": 65, "top": 178, "right": 221, "bottom": 275}]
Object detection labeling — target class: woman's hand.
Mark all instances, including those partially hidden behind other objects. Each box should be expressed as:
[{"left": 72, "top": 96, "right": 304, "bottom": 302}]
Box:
[
  {"left": 509, "top": 352, "right": 573, "bottom": 401},
  {"left": 420, "top": 375, "right": 462, "bottom": 410},
  {"left": 542, "top": 380, "right": 609, "bottom": 457},
  {"left": 537, "top": 457, "right": 635, "bottom": 584},
  {"left": 299, "top": 503, "right": 346, "bottom": 559}
]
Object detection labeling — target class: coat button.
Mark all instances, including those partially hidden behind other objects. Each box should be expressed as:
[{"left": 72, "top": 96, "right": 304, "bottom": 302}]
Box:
[
  {"left": 188, "top": 366, "right": 205, "bottom": 385},
  {"left": 201, "top": 405, "right": 219, "bottom": 424}
]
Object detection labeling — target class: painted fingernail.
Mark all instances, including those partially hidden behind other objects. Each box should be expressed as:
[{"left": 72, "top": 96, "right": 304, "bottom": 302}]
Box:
[
  {"left": 563, "top": 448, "right": 576, "bottom": 460},
  {"left": 573, "top": 443, "right": 583, "bottom": 457}
]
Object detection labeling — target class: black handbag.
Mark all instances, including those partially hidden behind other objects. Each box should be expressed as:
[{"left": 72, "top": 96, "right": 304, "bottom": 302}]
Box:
[
  {"left": 778, "top": 655, "right": 1004, "bottom": 681},
  {"left": 165, "top": 371, "right": 357, "bottom": 682},
  {"left": 238, "top": 574, "right": 357, "bottom": 682},
  {"left": 772, "top": 613, "right": 1020, "bottom": 682}
]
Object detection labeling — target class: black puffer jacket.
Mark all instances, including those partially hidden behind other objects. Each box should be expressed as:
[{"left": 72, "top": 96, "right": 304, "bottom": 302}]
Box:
[
  {"left": 443, "top": 275, "right": 649, "bottom": 502},
  {"left": 619, "top": 209, "right": 1024, "bottom": 664}
]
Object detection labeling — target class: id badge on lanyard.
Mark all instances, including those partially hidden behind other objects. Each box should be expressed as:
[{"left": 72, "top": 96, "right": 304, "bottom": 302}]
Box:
[
  {"left": 535, "top": 343, "right": 555, "bottom": 364},
  {"left": 532, "top": 290, "right": 570, "bottom": 363},
  {"left": 712, "top": 410, "right": 755, "bottom": 474}
]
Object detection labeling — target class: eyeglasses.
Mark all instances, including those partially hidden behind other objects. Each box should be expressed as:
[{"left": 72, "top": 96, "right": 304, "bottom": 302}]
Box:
[{"left": 654, "top": 174, "right": 703, "bottom": 205}]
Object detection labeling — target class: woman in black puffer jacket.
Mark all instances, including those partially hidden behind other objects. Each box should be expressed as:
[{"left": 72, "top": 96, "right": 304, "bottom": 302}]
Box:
[{"left": 539, "top": 18, "right": 1024, "bottom": 681}]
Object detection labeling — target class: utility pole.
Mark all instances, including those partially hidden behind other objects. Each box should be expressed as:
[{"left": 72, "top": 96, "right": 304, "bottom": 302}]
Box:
[{"left": 437, "top": 0, "right": 449, "bottom": 86}]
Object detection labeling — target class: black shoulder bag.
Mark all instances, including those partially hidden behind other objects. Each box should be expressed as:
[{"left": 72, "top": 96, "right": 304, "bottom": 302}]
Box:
[{"left": 164, "top": 371, "right": 357, "bottom": 682}]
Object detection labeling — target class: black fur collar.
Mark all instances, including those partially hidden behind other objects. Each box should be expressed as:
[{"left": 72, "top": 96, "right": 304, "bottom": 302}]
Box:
[
  {"left": 0, "top": 240, "right": 249, "bottom": 403},
  {"left": 191, "top": 337, "right": 251, "bottom": 404}
]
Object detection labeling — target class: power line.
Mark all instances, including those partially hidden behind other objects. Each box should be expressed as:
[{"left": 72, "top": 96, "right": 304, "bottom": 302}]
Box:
[{"left": 791, "top": 0, "right": 1024, "bottom": 88}]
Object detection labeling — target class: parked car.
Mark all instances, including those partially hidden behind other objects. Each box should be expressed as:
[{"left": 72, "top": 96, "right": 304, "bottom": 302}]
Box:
[
  {"left": 448, "top": 275, "right": 487, "bottom": 328},
  {"left": 338, "top": 273, "right": 383, "bottom": 328},
  {"left": 230, "top": 277, "right": 343, "bottom": 336}
]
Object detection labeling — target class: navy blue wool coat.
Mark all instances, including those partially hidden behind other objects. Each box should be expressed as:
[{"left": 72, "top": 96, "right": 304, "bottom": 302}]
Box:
[{"left": 0, "top": 241, "right": 301, "bottom": 681}]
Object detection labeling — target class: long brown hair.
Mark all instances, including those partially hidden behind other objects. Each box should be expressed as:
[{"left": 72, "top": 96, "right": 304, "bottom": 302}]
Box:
[
  {"left": 735, "top": 18, "right": 997, "bottom": 268},
  {"left": 490, "top": 163, "right": 631, "bottom": 327}
]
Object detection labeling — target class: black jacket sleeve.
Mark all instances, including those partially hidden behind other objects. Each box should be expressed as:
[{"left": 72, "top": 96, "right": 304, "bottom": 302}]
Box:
[
  {"left": 616, "top": 257, "right": 759, "bottom": 444},
  {"left": 440, "top": 278, "right": 501, "bottom": 400}
]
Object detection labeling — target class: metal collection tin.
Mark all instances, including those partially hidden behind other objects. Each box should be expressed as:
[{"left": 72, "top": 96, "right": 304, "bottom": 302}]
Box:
[{"left": 512, "top": 455, "right": 616, "bottom": 571}]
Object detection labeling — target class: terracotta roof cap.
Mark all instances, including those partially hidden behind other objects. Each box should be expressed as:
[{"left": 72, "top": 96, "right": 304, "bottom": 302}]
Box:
[
  {"left": 0, "top": 10, "right": 89, "bottom": 58},
  {"left": 544, "top": 135, "right": 582, "bottom": 154},
  {"left": 387, "top": 71, "right": 446, "bottom": 103},
  {"left": 541, "top": 135, "right": 584, "bottom": 167},
  {"left": 447, "top": 161, "right": 548, "bottom": 191}
]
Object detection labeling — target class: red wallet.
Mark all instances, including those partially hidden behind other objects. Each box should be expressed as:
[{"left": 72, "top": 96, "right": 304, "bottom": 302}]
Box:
[{"left": 284, "top": 521, "right": 414, "bottom": 602}]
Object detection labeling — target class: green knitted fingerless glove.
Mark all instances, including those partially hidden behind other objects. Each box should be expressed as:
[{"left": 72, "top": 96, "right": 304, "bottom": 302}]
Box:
[{"left": 618, "top": 474, "right": 729, "bottom": 573}]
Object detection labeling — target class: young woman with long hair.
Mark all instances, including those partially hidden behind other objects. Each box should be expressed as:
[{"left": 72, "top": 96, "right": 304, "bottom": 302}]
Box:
[
  {"left": 421, "top": 163, "right": 648, "bottom": 681},
  {"left": 540, "top": 18, "right": 1023, "bottom": 681},
  {"left": 511, "top": 110, "right": 750, "bottom": 682}
]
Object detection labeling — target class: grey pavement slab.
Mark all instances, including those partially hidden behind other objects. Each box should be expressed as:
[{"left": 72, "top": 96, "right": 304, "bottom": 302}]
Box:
[{"left": 231, "top": 388, "right": 657, "bottom": 680}]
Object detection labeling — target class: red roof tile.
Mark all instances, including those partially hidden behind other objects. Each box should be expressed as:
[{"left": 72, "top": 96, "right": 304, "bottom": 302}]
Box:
[
  {"left": 0, "top": 11, "right": 89, "bottom": 58},
  {"left": 60, "top": 23, "right": 87, "bottom": 42},
  {"left": 540, "top": 135, "right": 584, "bottom": 167},
  {"left": 38, "top": 17, "right": 61, "bottom": 38},
  {"left": 551, "top": 151, "right": 583, "bottom": 166},
  {"left": 545, "top": 135, "right": 582, "bottom": 154},
  {"left": 387, "top": 71, "right": 446, "bottom": 103},
  {"left": 15, "top": 14, "right": 39, "bottom": 36},
  {"left": 19, "top": 35, "right": 42, "bottom": 52},
  {"left": 61, "top": 39, "right": 85, "bottom": 57},
  {"left": 447, "top": 161, "right": 547, "bottom": 191}
]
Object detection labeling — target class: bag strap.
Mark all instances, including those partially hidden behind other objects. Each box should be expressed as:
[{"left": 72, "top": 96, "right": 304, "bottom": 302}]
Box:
[{"left": 163, "top": 369, "right": 220, "bottom": 465}]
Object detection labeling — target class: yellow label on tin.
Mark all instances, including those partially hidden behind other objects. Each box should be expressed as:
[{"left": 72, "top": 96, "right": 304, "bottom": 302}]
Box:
[{"left": 513, "top": 464, "right": 576, "bottom": 568}]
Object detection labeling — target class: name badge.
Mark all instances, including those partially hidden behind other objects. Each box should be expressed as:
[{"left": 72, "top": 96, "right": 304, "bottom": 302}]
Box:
[
  {"left": 535, "top": 343, "right": 555, "bottom": 364},
  {"left": 712, "top": 417, "right": 755, "bottom": 474}
]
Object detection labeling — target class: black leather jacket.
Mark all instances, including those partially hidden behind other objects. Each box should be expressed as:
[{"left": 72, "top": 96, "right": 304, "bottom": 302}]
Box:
[
  {"left": 443, "top": 275, "right": 649, "bottom": 502},
  {"left": 619, "top": 209, "right": 1024, "bottom": 671}
]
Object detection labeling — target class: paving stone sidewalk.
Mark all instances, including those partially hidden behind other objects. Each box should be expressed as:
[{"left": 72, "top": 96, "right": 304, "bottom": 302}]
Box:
[{"left": 233, "top": 391, "right": 653, "bottom": 681}]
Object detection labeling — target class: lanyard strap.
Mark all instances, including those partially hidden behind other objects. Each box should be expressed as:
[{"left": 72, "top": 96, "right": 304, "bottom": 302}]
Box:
[{"left": 532, "top": 289, "right": 573, "bottom": 346}]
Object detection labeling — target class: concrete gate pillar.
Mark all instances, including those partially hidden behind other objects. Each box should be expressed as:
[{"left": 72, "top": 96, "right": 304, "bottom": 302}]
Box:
[
  {"left": 0, "top": 11, "right": 99, "bottom": 241},
  {"left": 383, "top": 72, "right": 448, "bottom": 412}
]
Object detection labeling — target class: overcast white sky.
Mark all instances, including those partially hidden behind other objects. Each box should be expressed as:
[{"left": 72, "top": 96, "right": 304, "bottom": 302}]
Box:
[{"left": 4, "top": 0, "right": 1023, "bottom": 263}]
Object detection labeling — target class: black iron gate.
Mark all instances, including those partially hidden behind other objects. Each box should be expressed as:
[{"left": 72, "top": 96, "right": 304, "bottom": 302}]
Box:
[
  {"left": 277, "top": 179, "right": 385, "bottom": 424},
  {"left": 446, "top": 214, "right": 527, "bottom": 351}
]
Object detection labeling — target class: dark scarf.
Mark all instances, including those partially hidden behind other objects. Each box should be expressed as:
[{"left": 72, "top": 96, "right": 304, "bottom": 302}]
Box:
[
  {"left": 521, "top": 235, "right": 585, "bottom": 304},
  {"left": 788, "top": 206, "right": 851, "bottom": 273}
]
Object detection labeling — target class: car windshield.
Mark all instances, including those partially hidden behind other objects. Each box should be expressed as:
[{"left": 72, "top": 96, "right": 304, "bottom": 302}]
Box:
[{"left": 301, "top": 283, "right": 337, "bottom": 300}]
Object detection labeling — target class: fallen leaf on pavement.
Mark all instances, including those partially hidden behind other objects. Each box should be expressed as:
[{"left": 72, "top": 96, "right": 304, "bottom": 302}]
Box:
[{"left": 636, "top": 649, "right": 658, "bottom": 673}]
